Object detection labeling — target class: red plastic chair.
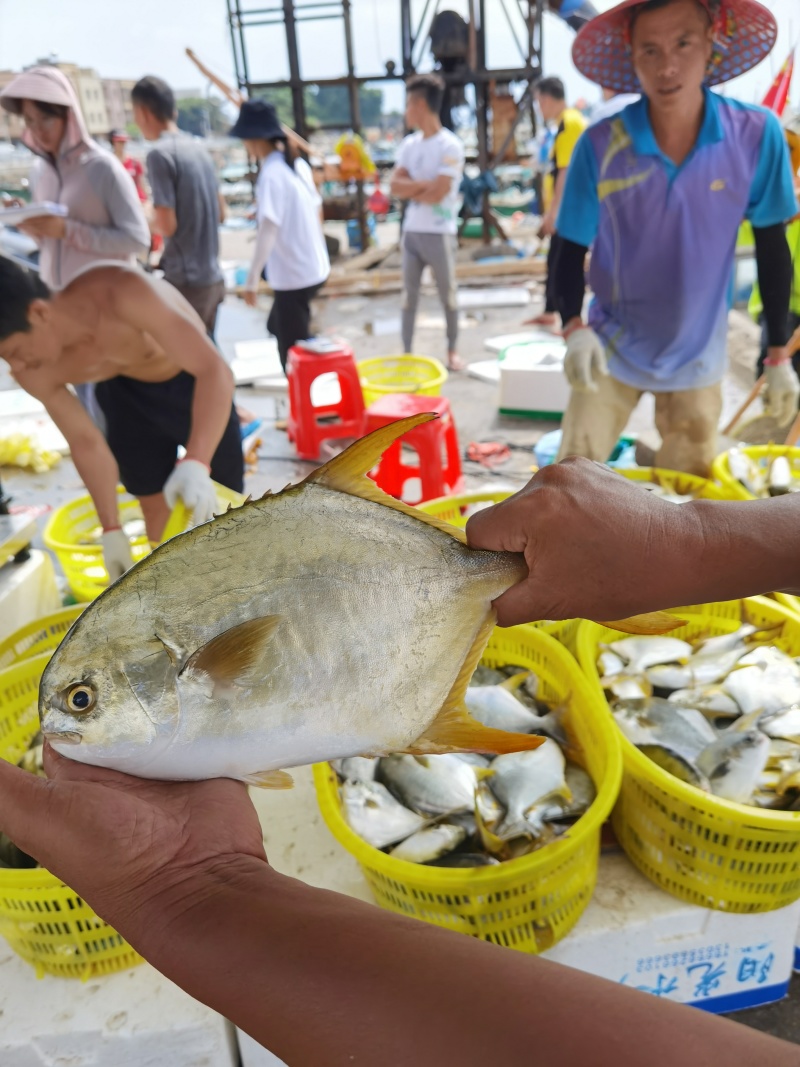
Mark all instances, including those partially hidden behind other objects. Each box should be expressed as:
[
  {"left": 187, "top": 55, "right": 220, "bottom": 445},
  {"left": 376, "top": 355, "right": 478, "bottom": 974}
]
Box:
[
  {"left": 363, "top": 393, "right": 464, "bottom": 504},
  {"left": 287, "top": 340, "right": 365, "bottom": 460}
]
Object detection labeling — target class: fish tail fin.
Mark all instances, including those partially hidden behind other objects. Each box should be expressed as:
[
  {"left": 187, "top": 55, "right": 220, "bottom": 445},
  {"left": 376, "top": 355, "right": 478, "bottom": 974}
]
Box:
[{"left": 600, "top": 612, "right": 684, "bottom": 635}]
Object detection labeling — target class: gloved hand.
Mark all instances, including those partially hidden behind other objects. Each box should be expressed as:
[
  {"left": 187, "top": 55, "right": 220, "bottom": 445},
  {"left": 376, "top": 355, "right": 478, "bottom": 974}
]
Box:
[
  {"left": 564, "top": 326, "right": 609, "bottom": 393},
  {"left": 163, "top": 458, "right": 217, "bottom": 525},
  {"left": 764, "top": 360, "right": 800, "bottom": 426},
  {"left": 101, "top": 529, "right": 134, "bottom": 582}
]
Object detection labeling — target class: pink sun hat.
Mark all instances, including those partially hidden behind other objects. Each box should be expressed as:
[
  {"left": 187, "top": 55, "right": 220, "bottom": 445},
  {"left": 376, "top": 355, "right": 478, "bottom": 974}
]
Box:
[{"left": 572, "top": 0, "right": 777, "bottom": 94}]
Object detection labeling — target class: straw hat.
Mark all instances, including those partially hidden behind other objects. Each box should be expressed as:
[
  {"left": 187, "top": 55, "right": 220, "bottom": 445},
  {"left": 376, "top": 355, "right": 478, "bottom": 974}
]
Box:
[{"left": 572, "top": 0, "right": 777, "bottom": 94}]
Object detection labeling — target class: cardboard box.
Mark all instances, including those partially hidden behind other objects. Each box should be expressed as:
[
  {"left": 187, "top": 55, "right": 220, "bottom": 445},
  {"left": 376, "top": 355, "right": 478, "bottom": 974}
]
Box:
[
  {"left": 498, "top": 340, "right": 569, "bottom": 418},
  {"left": 543, "top": 853, "right": 800, "bottom": 1014}
]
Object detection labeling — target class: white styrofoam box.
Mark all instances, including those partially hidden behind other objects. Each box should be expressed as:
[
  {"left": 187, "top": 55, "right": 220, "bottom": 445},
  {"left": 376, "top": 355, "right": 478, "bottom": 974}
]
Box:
[
  {"left": 0, "top": 550, "right": 60, "bottom": 644},
  {"left": 0, "top": 950, "right": 238, "bottom": 1067},
  {"left": 484, "top": 329, "right": 558, "bottom": 353},
  {"left": 498, "top": 340, "right": 569, "bottom": 416},
  {"left": 466, "top": 359, "right": 501, "bottom": 384},
  {"left": 544, "top": 853, "right": 800, "bottom": 1014}
]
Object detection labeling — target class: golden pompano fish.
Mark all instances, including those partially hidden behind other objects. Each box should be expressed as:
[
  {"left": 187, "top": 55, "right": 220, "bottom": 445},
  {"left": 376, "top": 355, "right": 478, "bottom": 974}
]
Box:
[{"left": 39, "top": 414, "right": 678, "bottom": 786}]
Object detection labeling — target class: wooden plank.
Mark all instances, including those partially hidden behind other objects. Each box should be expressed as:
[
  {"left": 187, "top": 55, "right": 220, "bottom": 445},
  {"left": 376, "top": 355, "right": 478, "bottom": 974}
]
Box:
[{"left": 229, "top": 256, "right": 545, "bottom": 298}]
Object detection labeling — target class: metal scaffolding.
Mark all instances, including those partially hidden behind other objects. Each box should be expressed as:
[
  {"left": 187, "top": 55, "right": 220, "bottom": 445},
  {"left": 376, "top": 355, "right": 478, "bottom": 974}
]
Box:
[{"left": 225, "top": 1, "right": 555, "bottom": 240}]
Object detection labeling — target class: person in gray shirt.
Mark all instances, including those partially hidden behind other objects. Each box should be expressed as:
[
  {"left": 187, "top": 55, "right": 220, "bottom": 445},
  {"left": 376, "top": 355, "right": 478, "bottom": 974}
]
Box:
[{"left": 131, "top": 76, "right": 226, "bottom": 339}]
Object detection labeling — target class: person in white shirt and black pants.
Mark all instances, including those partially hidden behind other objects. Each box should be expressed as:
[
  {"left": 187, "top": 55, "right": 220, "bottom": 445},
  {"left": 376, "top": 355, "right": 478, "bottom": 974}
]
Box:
[
  {"left": 390, "top": 74, "right": 466, "bottom": 371},
  {"left": 232, "top": 100, "right": 330, "bottom": 372}
]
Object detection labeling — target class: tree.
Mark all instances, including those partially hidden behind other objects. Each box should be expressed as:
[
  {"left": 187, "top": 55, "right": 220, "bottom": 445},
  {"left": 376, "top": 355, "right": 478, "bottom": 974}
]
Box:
[
  {"left": 254, "top": 85, "right": 384, "bottom": 131},
  {"left": 176, "top": 96, "right": 230, "bottom": 137}
]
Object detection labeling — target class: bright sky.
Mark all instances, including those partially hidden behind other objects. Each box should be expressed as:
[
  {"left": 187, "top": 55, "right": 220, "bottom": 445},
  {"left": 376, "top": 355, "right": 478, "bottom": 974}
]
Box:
[{"left": 0, "top": 0, "right": 796, "bottom": 117}]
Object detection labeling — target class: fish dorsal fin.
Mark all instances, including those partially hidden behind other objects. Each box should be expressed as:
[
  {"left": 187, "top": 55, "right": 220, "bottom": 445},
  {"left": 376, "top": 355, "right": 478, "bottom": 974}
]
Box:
[
  {"left": 405, "top": 612, "right": 545, "bottom": 756},
  {"left": 242, "top": 769, "right": 294, "bottom": 789},
  {"left": 181, "top": 615, "right": 282, "bottom": 688},
  {"left": 600, "top": 612, "right": 684, "bottom": 635},
  {"left": 304, "top": 414, "right": 468, "bottom": 545}
]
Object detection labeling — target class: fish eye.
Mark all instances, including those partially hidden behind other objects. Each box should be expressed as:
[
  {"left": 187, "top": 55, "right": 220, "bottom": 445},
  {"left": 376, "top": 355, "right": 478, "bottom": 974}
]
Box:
[{"left": 65, "top": 685, "right": 95, "bottom": 714}]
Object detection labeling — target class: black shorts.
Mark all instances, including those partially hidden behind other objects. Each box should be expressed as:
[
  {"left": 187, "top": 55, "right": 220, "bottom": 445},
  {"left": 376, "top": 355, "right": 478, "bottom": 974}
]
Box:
[{"left": 95, "top": 371, "right": 244, "bottom": 498}]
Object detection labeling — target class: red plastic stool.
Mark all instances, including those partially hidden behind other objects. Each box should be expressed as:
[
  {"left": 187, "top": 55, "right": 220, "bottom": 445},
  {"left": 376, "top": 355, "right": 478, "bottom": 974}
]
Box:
[
  {"left": 287, "top": 339, "right": 365, "bottom": 460},
  {"left": 364, "top": 394, "right": 464, "bottom": 504}
]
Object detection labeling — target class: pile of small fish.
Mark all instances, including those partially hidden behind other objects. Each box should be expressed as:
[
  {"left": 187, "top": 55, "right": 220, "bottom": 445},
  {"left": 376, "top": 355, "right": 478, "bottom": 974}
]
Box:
[
  {"left": 727, "top": 448, "right": 797, "bottom": 498},
  {"left": 0, "top": 733, "right": 44, "bottom": 869},
  {"left": 335, "top": 664, "right": 597, "bottom": 866},
  {"left": 600, "top": 627, "right": 800, "bottom": 808}
]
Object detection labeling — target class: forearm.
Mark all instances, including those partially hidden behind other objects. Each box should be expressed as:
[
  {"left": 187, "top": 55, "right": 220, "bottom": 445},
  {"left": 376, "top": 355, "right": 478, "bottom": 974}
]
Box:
[
  {"left": 754, "top": 224, "right": 792, "bottom": 348},
  {"left": 184, "top": 361, "right": 235, "bottom": 466},
  {"left": 70, "top": 436, "right": 121, "bottom": 529},
  {"left": 554, "top": 238, "right": 588, "bottom": 324},
  {"left": 680, "top": 496, "right": 800, "bottom": 602},
  {"left": 246, "top": 219, "right": 278, "bottom": 290},
  {"left": 64, "top": 218, "right": 150, "bottom": 258},
  {"left": 136, "top": 860, "right": 797, "bottom": 1067},
  {"left": 413, "top": 184, "right": 445, "bottom": 205},
  {"left": 390, "top": 176, "right": 427, "bottom": 200},
  {"left": 549, "top": 169, "right": 568, "bottom": 217}
]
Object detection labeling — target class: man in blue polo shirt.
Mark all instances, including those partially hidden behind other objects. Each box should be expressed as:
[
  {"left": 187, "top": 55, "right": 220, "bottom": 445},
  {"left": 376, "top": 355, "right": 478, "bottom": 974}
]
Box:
[{"left": 554, "top": 0, "right": 799, "bottom": 475}]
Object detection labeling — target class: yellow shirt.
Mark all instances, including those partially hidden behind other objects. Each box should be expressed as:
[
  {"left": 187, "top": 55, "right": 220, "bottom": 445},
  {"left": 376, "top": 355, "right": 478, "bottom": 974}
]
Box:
[{"left": 551, "top": 107, "right": 588, "bottom": 179}]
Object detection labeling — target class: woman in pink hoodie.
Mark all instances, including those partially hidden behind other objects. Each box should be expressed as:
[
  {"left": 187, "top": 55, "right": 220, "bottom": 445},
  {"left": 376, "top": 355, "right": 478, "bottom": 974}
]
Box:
[{"left": 0, "top": 66, "right": 150, "bottom": 290}]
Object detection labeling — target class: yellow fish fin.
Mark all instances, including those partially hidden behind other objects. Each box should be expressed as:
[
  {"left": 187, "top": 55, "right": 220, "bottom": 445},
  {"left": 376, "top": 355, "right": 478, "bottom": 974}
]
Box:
[
  {"left": 182, "top": 615, "right": 282, "bottom": 687},
  {"left": 406, "top": 612, "right": 545, "bottom": 756},
  {"left": 599, "top": 612, "right": 684, "bottom": 635},
  {"left": 242, "top": 769, "right": 294, "bottom": 789},
  {"left": 475, "top": 798, "right": 508, "bottom": 857},
  {"left": 305, "top": 413, "right": 468, "bottom": 544}
]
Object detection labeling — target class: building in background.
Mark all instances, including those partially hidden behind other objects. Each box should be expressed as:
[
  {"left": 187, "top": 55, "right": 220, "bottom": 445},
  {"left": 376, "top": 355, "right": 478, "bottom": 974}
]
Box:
[{"left": 0, "top": 71, "right": 24, "bottom": 140}]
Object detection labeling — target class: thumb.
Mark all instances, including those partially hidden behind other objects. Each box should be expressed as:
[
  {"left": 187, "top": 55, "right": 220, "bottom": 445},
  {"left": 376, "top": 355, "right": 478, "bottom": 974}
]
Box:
[
  {"left": 491, "top": 578, "right": 547, "bottom": 628},
  {"left": 465, "top": 498, "right": 530, "bottom": 554},
  {"left": 0, "top": 759, "right": 59, "bottom": 863}
]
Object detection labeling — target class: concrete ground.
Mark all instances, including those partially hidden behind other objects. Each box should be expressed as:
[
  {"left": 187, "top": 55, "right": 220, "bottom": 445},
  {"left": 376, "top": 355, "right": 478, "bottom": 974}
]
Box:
[{"left": 1, "top": 230, "right": 797, "bottom": 1042}]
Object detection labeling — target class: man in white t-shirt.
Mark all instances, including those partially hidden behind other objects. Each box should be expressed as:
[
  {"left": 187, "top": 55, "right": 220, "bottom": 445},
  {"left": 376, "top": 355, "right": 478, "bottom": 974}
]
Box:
[{"left": 390, "top": 74, "right": 466, "bottom": 371}]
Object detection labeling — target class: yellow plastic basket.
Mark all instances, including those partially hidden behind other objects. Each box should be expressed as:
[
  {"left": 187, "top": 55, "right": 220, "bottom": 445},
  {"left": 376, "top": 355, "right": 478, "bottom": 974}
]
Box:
[
  {"left": 576, "top": 597, "right": 800, "bottom": 913},
  {"left": 0, "top": 606, "right": 87, "bottom": 672},
  {"left": 711, "top": 445, "right": 800, "bottom": 501},
  {"left": 619, "top": 466, "right": 730, "bottom": 500},
  {"left": 416, "top": 491, "right": 579, "bottom": 648},
  {"left": 358, "top": 355, "right": 448, "bottom": 406},
  {"left": 43, "top": 482, "right": 246, "bottom": 602},
  {"left": 314, "top": 624, "right": 622, "bottom": 952},
  {"left": 0, "top": 653, "right": 142, "bottom": 978}
]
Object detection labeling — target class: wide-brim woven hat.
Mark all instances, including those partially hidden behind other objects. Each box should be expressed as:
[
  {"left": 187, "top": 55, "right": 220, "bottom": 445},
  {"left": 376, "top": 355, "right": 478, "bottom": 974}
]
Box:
[{"left": 572, "top": 0, "right": 777, "bottom": 93}]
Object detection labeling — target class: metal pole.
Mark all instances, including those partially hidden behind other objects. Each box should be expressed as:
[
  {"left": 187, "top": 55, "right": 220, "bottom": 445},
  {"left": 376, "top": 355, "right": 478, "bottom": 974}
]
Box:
[
  {"left": 341, "top": 0, "right": 369, "bottom": 252},
  {"left": 283, "top": 0, "right": 308, "bottom": 139},
  {"left": 401, "top": 0, "right": 413, "bottom": 75}
]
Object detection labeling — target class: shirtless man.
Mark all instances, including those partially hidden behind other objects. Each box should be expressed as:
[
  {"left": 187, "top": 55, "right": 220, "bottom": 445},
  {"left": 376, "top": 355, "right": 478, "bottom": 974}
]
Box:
[{"left": 0, "top": 257, "right": 243, "bottom": 578}]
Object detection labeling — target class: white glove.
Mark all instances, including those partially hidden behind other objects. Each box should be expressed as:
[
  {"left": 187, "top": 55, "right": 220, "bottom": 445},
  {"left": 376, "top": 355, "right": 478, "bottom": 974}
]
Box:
[
  {"left": 163, "top": 459, "right": 218, "bottom": 525},
  {"left": 101, "top": 529, "right": 134, "bottom": 582},
  {"left": 564, "top": 327, "right": 609, "bottom": 393},
  {"left": 764, "top": 361, "right": 800, "bottom": 426}
]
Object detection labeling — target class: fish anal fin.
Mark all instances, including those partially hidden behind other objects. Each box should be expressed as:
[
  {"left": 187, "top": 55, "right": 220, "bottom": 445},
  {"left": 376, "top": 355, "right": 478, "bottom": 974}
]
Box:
[
  {"left": 600, "top": 612, "right": 684, "bottom": 635},
  {"left": 243, "top": 769, "right": 294, "bottom": 789},
  {"left": 304, "top": 415, "right": 468, "bottom": 544},
  {"left": 406, "top": 611, "right": 545, "bottom": 756},
  {"left": 182, "top": 615, "right": 282, "bottom": 688}
]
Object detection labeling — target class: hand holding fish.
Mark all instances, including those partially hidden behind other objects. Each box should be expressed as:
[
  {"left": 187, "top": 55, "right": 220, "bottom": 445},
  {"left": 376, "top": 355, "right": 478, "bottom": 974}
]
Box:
[
  {"left": 0, "top": 748, "right": 797, "bottom": 1066},
  {"left": 0, "top": 743, "right": 268, "bottom": 947},
  {"left": 466, "top": 457, "right": 800, "bottom": 626}
]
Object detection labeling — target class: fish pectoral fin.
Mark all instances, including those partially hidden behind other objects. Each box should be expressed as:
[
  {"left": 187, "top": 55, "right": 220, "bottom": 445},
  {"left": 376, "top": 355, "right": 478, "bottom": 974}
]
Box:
[
  {"left": 242, "top": 769, "right": 294, "bottom": 789},
  {"left": 475, "top": 804, "right": 508, "bottom": 857},
  {"left": 600, "top": 612, "right": 685, "bottom": 636},
  {"left": 407, "top": 612, "right": 545, "bottom": 756},
  {"left": 181, "top": 615, "right": 282, "bottom": 689},
  {"left": 304, "top": 414, "right": 468, "bottom": 545}
]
